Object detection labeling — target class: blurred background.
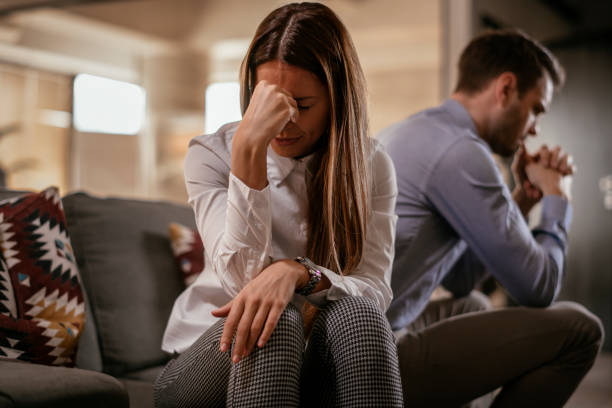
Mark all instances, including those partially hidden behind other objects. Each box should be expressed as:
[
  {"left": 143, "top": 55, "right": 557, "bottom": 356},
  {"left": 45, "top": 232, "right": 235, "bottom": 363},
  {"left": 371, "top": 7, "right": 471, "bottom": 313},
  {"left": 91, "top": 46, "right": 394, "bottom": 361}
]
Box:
[{"left": 0, "top": 0, "right": 610, "bottom": 404}]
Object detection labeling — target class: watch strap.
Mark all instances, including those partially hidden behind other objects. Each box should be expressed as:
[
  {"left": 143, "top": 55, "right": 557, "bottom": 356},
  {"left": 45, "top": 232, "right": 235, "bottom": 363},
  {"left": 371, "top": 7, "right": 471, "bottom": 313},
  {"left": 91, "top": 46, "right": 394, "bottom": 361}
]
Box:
[{"left": 294, "top": 256, "right": 322, "bottom": 296}]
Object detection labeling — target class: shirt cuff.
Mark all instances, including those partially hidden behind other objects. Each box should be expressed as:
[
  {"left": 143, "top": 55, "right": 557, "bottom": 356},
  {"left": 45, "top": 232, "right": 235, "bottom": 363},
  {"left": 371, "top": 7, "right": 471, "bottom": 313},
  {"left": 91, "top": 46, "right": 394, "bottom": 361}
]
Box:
[
  {"left": 533, "top": 195, "right": 572, "bottom": 249},
  {"left": 229, "top": 171, "right": 270, "bottom": 196}
]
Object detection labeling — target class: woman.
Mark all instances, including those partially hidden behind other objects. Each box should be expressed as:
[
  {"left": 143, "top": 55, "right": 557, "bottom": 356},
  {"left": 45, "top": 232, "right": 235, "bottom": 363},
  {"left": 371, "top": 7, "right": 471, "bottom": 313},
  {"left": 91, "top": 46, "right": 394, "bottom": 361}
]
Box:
[{"left": 155, "top": 3, "right": 402, "bottom": 407}]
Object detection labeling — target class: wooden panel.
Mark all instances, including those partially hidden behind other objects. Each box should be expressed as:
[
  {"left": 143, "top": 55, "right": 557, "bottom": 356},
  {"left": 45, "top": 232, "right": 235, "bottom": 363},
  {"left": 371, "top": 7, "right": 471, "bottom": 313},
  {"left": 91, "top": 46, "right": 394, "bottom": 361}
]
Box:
[
  {"left": 0, "top": 63, "right": 71, "bottom": 194},
  {"left": 73, "top": 131, "right": 140, "bottom": 198}
]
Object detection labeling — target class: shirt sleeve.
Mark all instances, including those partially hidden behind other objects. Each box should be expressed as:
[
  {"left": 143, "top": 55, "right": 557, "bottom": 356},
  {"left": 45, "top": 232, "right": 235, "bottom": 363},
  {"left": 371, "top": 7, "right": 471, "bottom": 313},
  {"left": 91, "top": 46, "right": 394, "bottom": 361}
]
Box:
[
  {"left": 184, "top": 142, "right": 272, "bottom": 298},
  {"left": 441, "top": 248, "right": 488, "bottom": 297},
  {"left": 305, "top": 147, "right": 398, "bottom": 312},
  {"left": 427, "top": 139, "right": 572, "bottom": 307}
]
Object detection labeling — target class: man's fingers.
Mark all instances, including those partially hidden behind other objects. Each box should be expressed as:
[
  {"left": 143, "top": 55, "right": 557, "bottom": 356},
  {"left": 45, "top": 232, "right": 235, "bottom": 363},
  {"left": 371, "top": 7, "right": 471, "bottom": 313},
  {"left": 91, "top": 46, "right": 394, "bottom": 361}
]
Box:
[
  {"left": 541, "top": 145, "right": 551, "bottom": 167},
  {"left": 257, "top": 303, "right": 284, "bottom": 348},
  {"left": 244, "top": 303, "right": 271, "bottom": 357},
  {"left": 220, "top": 300, "right": 244, "bottom": 354},
  {"left": 561, "top": 155, "right": 576, "bottom": 176},
  {"left": 550, "top": 146, "right": 561, "bottom": 169},
  {"left": 511, "top": 143, "right": 525, "bottom": 171},
  {"left": 232, "top": 300, "right": 258, "bottom": 363},
  {"left": 524, "top": 180, "right": 540, "bottom": 200},
  {"left": 558, "top": 154, "right": 569, "bottom": 175}
]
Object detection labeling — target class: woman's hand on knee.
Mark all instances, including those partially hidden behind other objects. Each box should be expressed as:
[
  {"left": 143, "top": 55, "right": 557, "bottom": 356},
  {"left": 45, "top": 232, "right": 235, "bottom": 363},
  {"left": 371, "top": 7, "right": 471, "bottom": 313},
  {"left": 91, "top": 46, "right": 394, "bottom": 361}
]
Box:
[{"left": 211, "top": 259, "right": 307, "bottom": 363}]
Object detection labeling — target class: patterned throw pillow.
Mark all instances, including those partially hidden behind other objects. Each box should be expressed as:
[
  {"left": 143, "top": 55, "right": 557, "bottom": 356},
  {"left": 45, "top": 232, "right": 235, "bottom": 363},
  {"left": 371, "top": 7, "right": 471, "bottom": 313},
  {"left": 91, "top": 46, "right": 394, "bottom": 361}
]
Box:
[
  {"left": 168, "top": 222, "right": 204, "bottom": 286},
  {"left": 0, "top": 187, "right": 85, "bottom": 367}
]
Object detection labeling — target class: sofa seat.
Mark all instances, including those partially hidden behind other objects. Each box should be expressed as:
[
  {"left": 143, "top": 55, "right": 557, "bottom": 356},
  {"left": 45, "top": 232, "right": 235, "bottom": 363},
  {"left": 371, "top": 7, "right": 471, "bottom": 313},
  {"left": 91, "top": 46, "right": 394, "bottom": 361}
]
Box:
[
  {"left": 0, "top": 189, "right": 197, "bottom": 407},
  {"left": 0, "top": 359, "right": 128, "bottom": 408}
]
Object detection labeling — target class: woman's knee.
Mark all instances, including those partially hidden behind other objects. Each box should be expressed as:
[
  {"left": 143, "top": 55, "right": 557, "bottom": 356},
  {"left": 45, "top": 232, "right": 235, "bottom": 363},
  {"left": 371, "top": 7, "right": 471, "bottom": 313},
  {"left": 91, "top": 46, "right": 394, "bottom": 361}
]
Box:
[
  {"left": 322, "top": 296, "right": 384, "bottom": 320},
  {"left": 317, "top": 296, "right": 392, "bottom": 340},
  {"left": 274, "top": 303, "right": 303, "bottom": 334},
  {"left": 262, "top": 302, "right": 305, "bottom": 351}
]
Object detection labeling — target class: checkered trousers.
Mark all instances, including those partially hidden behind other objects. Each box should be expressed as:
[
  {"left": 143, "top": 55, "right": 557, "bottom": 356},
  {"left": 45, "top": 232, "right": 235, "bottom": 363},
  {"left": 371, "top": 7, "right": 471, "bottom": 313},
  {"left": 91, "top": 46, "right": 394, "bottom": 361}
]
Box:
[{"left": 154, "top": 296, "right": 403, "bottom": 407}]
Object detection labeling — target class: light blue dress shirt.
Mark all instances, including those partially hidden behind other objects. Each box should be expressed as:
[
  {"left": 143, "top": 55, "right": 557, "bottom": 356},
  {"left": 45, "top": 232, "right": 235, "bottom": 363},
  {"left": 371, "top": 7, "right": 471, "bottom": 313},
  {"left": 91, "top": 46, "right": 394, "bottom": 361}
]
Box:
[{"left": 378, "top": 99, "right": 572, "bottom": 331}]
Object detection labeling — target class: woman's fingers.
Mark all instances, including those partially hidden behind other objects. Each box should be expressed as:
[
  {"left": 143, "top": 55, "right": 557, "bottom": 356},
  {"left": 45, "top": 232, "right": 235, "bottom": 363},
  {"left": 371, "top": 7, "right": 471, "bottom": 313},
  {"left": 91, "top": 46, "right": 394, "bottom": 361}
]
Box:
[
  {"left": 275, "top": 87, "right": 298, "bottom": 123},
  {"left": 219, "top": 299, "right": 244, "bottom": 354},
  {"left": 211, "top": 300, "right": 232, "bottom": 318},
  {"left": 244, "top": 302, "right": 271, "bottom": 357},
  {"left": 232, "top": 299, "right": 259, "bottom": 363},
  {"left": 287, "top": 96, "right": 299, "bottom": 123},
  {"left": 257, "top": 301, "right": 284, "bottom": 348}
]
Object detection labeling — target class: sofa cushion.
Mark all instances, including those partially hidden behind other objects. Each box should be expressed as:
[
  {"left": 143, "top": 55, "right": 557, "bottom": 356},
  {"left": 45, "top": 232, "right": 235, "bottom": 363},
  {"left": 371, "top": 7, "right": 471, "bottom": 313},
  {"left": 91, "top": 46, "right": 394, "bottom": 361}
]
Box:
[
  {"left": 0, "top": 190, "right": 103, "bottom": 373},
  {"left": 62, "top": 192, "right": 195, "bottom": 377},
  {"left": 120, "top": 378, "right": 154, "bottom": 408},
  {"left": 0, "top": 190, "right": 29, "bottom": 201},
  {"left": 0, "top": 187, "right": 86, "bottom": 367},
  {"left": 121, "top": 364, "right": 165, "bottom": 383},
  {"left": 168, "top": 222, "right": 204, "bottom": 286},
  {"left": 74, "top": 297, "right": 103, "bottom": 372},
  {"left": 0, "top": 359, "right": 128, "bottom": 408}
]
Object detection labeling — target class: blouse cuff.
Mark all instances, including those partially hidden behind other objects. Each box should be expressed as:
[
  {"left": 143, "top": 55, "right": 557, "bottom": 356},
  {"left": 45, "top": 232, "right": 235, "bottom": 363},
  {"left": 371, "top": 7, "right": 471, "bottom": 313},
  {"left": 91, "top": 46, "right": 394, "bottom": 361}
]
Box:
[{"left": 305, "top": 267, "right": 346, "bottom": 307}]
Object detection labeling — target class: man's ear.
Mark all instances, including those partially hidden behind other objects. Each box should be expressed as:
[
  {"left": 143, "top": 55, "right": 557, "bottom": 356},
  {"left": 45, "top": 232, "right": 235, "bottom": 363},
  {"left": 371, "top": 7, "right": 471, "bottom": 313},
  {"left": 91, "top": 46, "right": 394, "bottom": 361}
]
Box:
[{"left": 494, "top": 72, "right": 518, "bottom": 107}]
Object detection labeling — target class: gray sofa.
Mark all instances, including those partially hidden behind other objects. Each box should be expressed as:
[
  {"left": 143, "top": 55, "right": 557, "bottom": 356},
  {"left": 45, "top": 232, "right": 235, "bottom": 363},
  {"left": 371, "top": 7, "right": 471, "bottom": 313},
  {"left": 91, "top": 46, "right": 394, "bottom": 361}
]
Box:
[{"left": 0, "top": 189, "right": 197, "bottom": 408}]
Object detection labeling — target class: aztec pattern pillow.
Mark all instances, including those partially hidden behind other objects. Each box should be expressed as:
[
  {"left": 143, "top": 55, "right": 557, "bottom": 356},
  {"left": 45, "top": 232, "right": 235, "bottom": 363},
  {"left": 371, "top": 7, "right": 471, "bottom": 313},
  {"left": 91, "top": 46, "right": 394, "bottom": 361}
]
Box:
[
  {"left": 168, "top": 222, "right": 204, "bottom": 286},
  {"left": 0, "top": 187, "right": 85, "bottom": 366}
]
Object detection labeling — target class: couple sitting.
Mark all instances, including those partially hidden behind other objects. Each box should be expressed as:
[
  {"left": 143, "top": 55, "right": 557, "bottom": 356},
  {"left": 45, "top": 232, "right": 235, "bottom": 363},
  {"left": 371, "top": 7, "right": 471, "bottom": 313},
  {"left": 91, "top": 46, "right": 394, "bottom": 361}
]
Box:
[{"left": 154, "top": 3, "right": 603, "bottom": 407}]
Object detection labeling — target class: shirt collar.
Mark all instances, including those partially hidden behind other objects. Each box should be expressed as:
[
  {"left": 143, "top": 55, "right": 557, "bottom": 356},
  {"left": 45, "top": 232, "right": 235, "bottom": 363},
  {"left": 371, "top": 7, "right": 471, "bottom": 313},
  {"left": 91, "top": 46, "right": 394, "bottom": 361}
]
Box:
[
  {"left": 441, "top": 98, "right": 479, "bottom": 138},
  {"left": 266, "top": 146, "right": 317, "bottom": 187}
]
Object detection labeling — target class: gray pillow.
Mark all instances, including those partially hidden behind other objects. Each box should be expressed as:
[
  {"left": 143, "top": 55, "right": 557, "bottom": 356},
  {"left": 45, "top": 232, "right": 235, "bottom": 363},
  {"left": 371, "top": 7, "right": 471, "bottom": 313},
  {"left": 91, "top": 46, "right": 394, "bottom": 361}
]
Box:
[
  {"left": 62, "top": 192, "right": 196, "bottom": 377},
  {"left": 0, "top": 189, "right": 28, "bottom": 201}
]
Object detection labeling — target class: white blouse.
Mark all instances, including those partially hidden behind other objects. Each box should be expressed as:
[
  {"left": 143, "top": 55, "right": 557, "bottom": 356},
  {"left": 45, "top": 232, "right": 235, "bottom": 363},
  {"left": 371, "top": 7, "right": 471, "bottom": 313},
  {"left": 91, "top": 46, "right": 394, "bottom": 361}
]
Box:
[{"left": 161, "top": 122, "right": 398, "bottom": 354}]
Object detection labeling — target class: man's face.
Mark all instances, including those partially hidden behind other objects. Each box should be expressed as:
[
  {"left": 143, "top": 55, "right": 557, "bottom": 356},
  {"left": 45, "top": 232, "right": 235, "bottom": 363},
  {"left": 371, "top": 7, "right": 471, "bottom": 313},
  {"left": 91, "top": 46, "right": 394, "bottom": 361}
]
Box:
[{"left": 489, "top": 74, "right": 553, "bottom": 157}]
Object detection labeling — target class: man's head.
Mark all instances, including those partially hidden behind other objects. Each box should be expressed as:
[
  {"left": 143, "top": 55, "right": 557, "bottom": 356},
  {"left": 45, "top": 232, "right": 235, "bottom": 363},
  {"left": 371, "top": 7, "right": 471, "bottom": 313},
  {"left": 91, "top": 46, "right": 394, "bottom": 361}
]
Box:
[{"left": 455, "top": 30, "right": 565, "bottom": 157}]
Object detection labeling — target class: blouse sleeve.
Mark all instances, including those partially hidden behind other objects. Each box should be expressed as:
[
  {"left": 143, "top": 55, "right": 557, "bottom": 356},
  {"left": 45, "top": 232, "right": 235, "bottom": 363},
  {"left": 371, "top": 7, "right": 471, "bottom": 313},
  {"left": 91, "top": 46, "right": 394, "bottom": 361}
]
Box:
[
  {"left": 305, "top": 146, "right": 398, "bottom": 312},
  {"left": 184, "top": 141, "right": 273, "bottom": 298}
]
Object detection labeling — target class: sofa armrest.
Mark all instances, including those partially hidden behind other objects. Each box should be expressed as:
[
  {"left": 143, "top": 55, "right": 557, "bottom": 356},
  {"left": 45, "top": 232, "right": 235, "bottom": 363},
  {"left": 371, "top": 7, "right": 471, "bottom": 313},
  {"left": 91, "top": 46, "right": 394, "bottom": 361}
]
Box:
[{"left": 0, "top": 359, "right": 128, "bottom": 408}]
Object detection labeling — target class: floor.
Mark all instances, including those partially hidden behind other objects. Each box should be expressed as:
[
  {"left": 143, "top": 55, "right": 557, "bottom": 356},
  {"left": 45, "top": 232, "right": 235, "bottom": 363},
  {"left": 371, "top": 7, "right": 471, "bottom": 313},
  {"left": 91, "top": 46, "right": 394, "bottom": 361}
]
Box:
[{"left": 567, "top": 352, "right": 612, "bottom": 407}]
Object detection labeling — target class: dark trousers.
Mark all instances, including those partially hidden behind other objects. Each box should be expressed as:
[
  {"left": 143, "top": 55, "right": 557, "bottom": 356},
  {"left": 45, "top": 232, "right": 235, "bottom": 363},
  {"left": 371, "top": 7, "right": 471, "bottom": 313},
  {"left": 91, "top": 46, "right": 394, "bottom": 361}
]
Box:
[{"left": 395, "top": 292, "right": 604, "bottom": 407}]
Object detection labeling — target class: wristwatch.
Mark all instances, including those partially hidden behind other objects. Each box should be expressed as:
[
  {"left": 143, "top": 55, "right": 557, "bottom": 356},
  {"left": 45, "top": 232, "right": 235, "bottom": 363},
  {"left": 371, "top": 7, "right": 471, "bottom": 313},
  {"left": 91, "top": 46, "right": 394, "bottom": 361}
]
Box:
[{"left": 294, "top": 256, "right": 322, "bottom": 296}]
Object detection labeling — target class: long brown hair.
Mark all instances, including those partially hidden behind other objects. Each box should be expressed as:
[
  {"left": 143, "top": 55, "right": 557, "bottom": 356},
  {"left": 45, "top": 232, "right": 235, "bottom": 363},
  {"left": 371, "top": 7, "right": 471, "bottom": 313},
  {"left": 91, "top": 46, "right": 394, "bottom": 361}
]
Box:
[{"left": 240, "top": 2, "right": 369, "bottom": 276}]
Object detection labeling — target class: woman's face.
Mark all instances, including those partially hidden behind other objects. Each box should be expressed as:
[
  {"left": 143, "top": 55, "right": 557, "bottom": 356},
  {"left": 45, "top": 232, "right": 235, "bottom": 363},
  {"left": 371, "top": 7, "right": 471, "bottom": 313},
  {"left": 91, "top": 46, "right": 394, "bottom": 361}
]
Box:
[{"left": 255, "top": 60, "right": 330, "bottom": 158}]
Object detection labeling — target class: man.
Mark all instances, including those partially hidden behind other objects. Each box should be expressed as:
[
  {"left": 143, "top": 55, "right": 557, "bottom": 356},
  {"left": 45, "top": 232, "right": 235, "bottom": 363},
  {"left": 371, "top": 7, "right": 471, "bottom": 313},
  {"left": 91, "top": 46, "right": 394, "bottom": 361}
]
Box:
[{"left": 378, "top": 30, "right": 604, "bottom": 407}]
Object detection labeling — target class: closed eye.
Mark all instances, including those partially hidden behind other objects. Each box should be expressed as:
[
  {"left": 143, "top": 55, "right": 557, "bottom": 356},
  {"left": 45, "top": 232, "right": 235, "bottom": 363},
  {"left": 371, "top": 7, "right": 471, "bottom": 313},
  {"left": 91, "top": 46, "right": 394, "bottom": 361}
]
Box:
[{"left": 298, "top": 105, "right": 312, "bottom": 111}]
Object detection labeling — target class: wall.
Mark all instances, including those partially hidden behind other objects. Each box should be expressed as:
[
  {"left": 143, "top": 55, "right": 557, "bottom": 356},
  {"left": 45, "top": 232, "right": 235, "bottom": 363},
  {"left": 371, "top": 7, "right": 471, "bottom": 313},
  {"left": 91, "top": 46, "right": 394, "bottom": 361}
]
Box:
[
  {"left": 0, "top": 63, "right": 71, "bottom": 194},
  {"left": 1, "top": 0, "right": 443, "bottom": 204},
  {"left": 538, "top": 48, "right": 612, "bottom": 351},
  {"left": 473, "top": 0, "right": 612, "bottom": 350}
]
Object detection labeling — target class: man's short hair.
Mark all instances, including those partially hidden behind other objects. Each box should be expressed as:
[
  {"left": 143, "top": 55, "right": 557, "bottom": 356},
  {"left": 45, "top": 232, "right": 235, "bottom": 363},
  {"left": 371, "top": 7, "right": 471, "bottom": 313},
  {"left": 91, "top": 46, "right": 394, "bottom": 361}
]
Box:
[{"left": 455, "top": 29, "right": 565, "bottom": 96}]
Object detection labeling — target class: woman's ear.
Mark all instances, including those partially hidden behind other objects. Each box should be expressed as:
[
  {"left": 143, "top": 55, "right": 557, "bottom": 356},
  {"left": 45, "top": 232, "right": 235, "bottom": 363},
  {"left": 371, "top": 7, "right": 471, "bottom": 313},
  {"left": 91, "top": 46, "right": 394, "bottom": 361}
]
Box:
[{"left": 494, "top": 72, "right": 518, "bottom": 107}]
